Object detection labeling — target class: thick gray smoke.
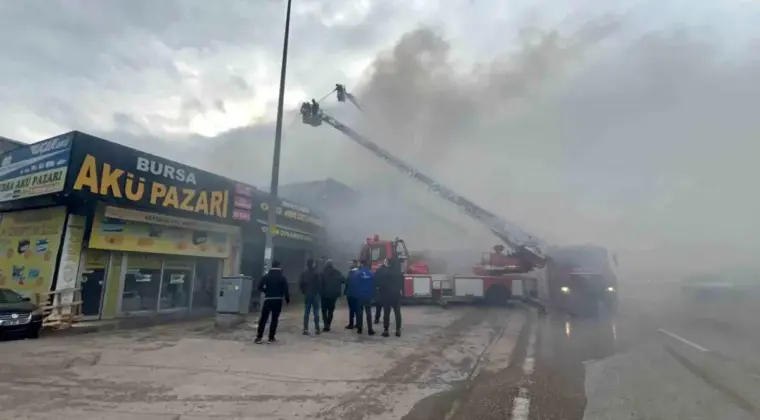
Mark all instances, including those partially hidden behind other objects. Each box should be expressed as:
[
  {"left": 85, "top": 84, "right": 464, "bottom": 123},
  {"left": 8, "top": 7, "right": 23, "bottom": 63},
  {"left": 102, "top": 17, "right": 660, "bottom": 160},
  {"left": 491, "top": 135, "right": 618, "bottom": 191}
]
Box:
[
  {"left": 351, "top": 20, "right": 621, "bottom": 162},
  {"left": 196, "top": 15, "right": 758, "bottom": 280},
  {"left": 309, "top": 20, "right": 759, "bottom": 279}
]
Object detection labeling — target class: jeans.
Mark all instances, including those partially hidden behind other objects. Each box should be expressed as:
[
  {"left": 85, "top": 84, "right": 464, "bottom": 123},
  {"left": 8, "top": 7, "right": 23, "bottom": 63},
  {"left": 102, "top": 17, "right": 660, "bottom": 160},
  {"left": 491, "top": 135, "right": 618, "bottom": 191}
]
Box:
[
  {"left": 303, "top": 296, "right": 321, "bottom": 331},
  {"left": 346, "top": 296, "right": 357, "bottom": 327},
  {"left": 256, "top": 298, "right": 283, "bottom": 340},
  {"left": 354, "top": 298, "right": 375, "bottom": 333},
  {"left": 320, "top": 296, "right": 337, "bottom": 329}
]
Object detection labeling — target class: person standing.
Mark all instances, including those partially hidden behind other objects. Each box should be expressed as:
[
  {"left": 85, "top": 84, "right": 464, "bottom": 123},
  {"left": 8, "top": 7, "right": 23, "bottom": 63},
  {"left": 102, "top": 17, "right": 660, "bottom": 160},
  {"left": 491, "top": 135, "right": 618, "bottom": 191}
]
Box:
[
  {"left": 344, "top": 259, "right": 359, "bottom": 329},
  {"left": 350, "top": 259, "right": 376, "bottom": 335},
  {"left": 373, "top": 295, "right": 383, "bottom": 325},
  {"left": 320, "top": 259, "right": 344, "bottom": 332},
  {"left": 374, "top": 259, "right": 392, "bottom": 325},
  {"left": 379, "top": 258, "right": 404, "bottom": 337},
  {"left": 255, "top": 260, "right": 290, "bottom": 344},
  {"left": 299, "top": 259, "right": 322, "bottom": 335}
]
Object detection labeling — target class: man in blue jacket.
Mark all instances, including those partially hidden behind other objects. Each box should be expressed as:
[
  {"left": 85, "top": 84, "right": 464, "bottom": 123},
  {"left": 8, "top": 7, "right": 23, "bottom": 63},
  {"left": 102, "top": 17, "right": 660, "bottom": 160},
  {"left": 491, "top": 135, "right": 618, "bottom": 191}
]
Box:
[
  {"left": 344, "top": 259, "right": 359, "bottom": 329},
  {"left": 350, "top": 259, "right": 376, "bottom": 335}
]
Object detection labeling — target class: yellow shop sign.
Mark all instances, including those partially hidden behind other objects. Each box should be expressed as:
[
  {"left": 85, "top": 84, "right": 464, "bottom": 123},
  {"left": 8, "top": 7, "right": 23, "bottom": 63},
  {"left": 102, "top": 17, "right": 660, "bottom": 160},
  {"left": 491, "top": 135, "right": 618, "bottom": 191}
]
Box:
[{"left": 89, "top": 208, "right": 233, "bottom": 259}]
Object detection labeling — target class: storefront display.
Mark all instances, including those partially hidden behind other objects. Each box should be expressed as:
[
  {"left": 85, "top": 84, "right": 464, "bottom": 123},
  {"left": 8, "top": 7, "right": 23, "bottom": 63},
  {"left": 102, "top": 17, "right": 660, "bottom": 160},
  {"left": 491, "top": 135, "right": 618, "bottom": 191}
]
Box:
[
  {"left": 160, "top": 257, "right": 193, "bottom": 310},
  {"left": 122, "top": 253, "right": 162, "bottom": 313},
  {"left": 193, "top": 258, "right": 220, "bottom": 309},
  {"left": 0, "top": 206, "right": 66, "bottom": 297}
]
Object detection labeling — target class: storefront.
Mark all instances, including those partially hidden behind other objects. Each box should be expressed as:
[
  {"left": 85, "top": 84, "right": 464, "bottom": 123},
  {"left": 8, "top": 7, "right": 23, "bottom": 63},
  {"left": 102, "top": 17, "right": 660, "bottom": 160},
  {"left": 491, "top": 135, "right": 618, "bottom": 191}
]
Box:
[
  {"left": 0, "top": 133, "right": 73, "bottom": 300},
  {"left": 238, "top": 193, "right": 324, "bottom": 282},
  {"left": 73, "top": 204, "right": 240, "bottom": 318},
  {"left": 0, "top": 131, "right": 323, "bottom": 320}
]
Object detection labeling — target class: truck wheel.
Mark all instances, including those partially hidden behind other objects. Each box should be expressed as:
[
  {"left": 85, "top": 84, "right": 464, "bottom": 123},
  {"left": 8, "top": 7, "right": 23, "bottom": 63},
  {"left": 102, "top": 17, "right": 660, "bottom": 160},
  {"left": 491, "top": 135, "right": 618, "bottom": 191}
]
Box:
[{"left": 485, "top": 285, "right": 511, "bottom": 306}]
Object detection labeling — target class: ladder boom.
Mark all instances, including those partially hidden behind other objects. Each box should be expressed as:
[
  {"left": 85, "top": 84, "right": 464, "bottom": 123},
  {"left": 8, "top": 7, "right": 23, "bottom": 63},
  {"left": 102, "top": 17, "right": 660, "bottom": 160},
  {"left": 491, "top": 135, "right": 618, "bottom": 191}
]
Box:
[{"left": 301, "top": 99, "right": 546, "bottom": 263}]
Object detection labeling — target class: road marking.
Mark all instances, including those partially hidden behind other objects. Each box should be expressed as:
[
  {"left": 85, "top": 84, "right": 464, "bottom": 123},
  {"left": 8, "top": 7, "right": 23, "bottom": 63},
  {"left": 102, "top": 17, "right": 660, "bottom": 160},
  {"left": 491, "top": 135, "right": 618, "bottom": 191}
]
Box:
[
  {"left": 658, "top": 329, "right": 710, "bottom": 352},
  {"left": 511, "top": 321, "right": 538, "bottom": 420},
  {"left": 522, "top": 322, "right": 537, "bottom": 375},
  {"left": 511, "top": 388, "right": 530, "bottom": 420}
]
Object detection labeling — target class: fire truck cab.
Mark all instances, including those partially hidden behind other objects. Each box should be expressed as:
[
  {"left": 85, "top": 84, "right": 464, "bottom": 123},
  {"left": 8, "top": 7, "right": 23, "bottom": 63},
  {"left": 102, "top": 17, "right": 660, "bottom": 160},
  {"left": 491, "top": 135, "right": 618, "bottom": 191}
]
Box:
[
  {"left": 359, "top": 235, "right": 430, "bottom": 274},
  {"left": 359, "top": 235, "right": 445, "bottom": 301},
  {"left": 546, "top": 245, "right": 619, "bottom": 316}
]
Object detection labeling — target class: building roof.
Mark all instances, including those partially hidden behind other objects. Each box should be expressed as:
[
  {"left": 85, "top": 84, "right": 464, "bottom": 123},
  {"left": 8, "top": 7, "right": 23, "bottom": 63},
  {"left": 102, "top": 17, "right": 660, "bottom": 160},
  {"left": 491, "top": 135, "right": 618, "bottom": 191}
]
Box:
[{"left": 0, "top": 136, "right": 24, "bottom": 153}]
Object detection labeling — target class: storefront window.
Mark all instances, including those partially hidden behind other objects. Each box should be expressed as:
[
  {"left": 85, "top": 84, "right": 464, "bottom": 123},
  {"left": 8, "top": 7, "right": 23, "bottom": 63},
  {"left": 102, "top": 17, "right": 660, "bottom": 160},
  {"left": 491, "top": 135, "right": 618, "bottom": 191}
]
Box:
[
  {"left": 122, "top": 254, "right": 162, "bottom": 313},
  {"left": 193, "top": 258, "right": 219, "bottom": 309},
  {"left": 160, "top": 257, "right": 193, "bottom": 310}
]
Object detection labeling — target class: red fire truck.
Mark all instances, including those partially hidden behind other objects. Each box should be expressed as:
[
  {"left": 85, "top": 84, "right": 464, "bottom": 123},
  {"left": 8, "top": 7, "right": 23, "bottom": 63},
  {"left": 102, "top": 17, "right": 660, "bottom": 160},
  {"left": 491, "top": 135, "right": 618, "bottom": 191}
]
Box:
[
  {"left": 359, "top": 236, "right": 539, "bottom": 306},
  {"left": 546, "top": 245, "right": 619, "bottom": 316}
]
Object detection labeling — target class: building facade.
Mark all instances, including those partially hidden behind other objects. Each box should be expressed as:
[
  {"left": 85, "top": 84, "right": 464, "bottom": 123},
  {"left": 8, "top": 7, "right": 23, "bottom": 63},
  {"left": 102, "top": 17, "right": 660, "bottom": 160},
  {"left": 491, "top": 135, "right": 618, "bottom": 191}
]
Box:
[{"left": 0, "top": 131, "right": 322, "bottom": 320}]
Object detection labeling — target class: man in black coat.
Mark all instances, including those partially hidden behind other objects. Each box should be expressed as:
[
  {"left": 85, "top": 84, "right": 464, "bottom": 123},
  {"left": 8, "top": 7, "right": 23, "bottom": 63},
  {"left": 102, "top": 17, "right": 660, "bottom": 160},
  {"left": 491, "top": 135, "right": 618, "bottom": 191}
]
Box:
[
  {"left": 377, "top": 258, "right": 404, "bottom": 337},
  {"left": 373, "top": 259, "right": 391, "bottom": 324},
  {"left": 319, "top": 259, "right": 344, "bottom": 332},
  {"left": 255, "top": 260, "right": 290, "bottom": 344},
  {"left": 299, "top": 259, "right": 322, "bottom": 335}
]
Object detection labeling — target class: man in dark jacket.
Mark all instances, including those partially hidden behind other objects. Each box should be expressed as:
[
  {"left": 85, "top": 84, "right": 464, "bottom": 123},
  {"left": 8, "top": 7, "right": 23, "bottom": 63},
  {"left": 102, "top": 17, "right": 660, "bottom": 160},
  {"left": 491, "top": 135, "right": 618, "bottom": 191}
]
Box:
[
  {"left": 374, "top": 259, "right": 392, "bottom": 324},
  {"left": 320, "top": 259, "right": 344, "bottom": 332},
  {"left": 378, "top": 258, "right": 404, "bottom": 337},
  {"left": 255, "top": 260, "right": 290, "bottom": 344},
  {"left": 299, "top": 259, "right": 322, "bottom": 335},
  {"left": 350, "top": 259, "right": 376, "bottom": 335},
  {"left": 344, "top": 259, "right": 359, "bottom": 329}
]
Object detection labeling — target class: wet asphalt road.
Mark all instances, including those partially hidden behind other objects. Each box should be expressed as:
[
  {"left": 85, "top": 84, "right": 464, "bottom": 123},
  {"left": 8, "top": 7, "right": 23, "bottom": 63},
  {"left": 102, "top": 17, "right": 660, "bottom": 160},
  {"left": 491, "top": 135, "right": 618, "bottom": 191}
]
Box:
[
  {"left": 3, "top": 288, "right": 758, "bottom": 419},
  {"left": 443, "top": 288, "right": 760, "bottom": 420}
]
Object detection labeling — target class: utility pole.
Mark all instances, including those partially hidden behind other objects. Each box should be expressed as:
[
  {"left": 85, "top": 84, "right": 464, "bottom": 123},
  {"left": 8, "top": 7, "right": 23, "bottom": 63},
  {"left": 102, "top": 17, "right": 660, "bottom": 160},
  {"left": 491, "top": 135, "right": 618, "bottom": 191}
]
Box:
[{"left": 264, "top": 0, "right": 293, "bottom": 273}]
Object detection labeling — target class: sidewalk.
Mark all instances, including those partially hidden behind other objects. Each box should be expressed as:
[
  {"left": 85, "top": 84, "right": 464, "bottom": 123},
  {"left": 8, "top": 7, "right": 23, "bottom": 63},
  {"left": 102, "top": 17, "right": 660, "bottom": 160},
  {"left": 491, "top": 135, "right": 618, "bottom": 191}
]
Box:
[{"left": 44, "top": 301, "right": 334, "bottom": 338}]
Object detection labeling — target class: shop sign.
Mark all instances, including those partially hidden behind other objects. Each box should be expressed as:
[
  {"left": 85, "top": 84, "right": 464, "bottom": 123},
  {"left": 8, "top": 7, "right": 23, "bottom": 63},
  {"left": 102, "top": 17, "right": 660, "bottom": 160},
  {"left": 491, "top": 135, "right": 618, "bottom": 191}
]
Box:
[
  {"left": 104, "top": 205, "right": 239, "bottom": 235},
  {"left": 89, "top": 207, "right": 232, "bottom": 259},
  {"left": 231, "top": 182, "right": 253, "bottom": 222},
  {"left": 259, "top": 223, "right": 314, "bottom": 243},
  {"left": 256, "top": 196, "right": 324, "bottom": 231},
  {"left": 71, "top": 150, "right": 232, "bottom": 220},
  {"left": 0, "top": 134, "right": 72, "bottom": 202},
  {"left": 0, "top": 207, "right": 67, "bottom": 295}
]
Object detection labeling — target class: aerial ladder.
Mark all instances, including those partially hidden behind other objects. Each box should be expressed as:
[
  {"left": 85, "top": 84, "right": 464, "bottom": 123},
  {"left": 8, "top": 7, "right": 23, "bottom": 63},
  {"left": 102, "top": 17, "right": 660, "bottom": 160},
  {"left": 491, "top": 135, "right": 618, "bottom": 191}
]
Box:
[{"left": 299, "top": 84, "right": 547, "bottom": 270}]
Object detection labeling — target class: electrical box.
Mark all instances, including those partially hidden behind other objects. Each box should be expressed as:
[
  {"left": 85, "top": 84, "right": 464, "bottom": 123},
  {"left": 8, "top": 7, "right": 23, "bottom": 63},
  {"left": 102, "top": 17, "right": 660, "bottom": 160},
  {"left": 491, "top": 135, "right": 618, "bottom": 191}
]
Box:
[{"left": 216, "top": 275, "right": 254, "bottom": 314}]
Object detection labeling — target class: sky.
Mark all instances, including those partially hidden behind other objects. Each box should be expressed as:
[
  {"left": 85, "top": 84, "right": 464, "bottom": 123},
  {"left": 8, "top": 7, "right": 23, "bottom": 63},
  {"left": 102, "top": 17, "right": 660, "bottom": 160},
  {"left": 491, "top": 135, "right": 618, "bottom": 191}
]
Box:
[{"left": 2, "top": 0, "right": 759, "bottom": 275}]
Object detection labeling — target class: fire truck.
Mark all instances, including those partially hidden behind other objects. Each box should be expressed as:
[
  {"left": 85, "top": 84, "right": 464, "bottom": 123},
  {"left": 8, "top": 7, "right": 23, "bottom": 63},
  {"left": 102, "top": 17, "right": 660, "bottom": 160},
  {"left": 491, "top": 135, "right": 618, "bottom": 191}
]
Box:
[
  {"left": 545, "top": 245, "right": 619, "bottom": 316},
  {"left": 301, "top": 84, "right": 549, "bottom": 306},
  {"left": 358, "top": 234, "right": 540, "bottom": 305}
]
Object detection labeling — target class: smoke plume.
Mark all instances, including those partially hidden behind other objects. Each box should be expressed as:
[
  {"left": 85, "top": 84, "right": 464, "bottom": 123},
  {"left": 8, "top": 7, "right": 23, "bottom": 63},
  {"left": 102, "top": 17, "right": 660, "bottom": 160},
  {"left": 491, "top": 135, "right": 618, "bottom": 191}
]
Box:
[{"left": 311, "top": 17, "right": 759, "bottom": 278}]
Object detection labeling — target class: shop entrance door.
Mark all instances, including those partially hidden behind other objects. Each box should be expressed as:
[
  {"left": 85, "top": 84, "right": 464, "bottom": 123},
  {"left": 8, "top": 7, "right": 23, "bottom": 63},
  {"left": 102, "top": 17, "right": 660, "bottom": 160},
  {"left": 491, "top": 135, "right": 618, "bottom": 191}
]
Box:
[
  {"left": 80, "top": 270, "right": 104, "bottom": 316},
  {"left": 81, "top": 250, "right": 110, "bottom": 317}
]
